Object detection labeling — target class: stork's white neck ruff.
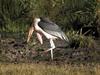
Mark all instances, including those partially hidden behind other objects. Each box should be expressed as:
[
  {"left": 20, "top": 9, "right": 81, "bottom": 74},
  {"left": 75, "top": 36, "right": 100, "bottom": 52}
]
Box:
[
  {"left": 34, "top": 18, "right": 41, "bottom": 29},
  {"left": 34, "top": 18, "right": 41, "bottom": 24},
  {"left": 34, "top": 18, "right": 41, "bottom": 30}
]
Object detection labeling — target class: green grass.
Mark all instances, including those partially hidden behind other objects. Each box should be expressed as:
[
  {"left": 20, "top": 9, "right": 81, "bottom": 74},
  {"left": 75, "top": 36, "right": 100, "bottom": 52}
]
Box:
[
  {"left": 66, "top": 30, "right": 95, "bottom": 48},
  {"left": 0, "top": 63, "right": 100, "bottom": 75}
]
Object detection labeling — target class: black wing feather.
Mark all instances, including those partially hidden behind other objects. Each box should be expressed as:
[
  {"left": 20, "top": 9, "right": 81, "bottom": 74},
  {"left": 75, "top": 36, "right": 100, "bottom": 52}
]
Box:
[
  {"left": 38, "top": 21, "right": 61, "bottom": 32},
  {"left": 38, "top": 18, "right": 69, "bottom": 41}
]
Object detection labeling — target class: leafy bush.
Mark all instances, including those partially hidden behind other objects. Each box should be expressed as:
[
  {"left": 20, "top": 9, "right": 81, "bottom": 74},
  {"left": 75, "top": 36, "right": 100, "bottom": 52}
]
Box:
[
  {"left": 0, "top": 0, "right": 98, "bottom": 32},
  {"left": 66, "top": 30, "right": 95, "bottom": 48}
]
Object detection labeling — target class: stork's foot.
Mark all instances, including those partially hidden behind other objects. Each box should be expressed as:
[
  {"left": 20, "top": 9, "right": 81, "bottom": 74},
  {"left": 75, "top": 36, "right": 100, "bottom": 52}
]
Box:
[{"left": 43, "top": 49, "right": 51, "bottom": 53}]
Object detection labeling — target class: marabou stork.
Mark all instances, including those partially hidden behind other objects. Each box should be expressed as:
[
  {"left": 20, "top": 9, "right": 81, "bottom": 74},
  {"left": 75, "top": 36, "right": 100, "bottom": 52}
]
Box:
[{"left": 27, "top": 17, "right": 69, "bottom": 60}]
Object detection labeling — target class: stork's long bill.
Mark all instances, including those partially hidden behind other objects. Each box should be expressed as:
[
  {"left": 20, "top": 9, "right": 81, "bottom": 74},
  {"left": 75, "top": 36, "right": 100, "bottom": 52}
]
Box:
[{"left": 27, "top": 26, "right": 34, "bottom": 43}]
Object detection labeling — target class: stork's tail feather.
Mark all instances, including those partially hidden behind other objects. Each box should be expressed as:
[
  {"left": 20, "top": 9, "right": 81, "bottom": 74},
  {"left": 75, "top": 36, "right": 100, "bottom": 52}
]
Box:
[{"left": 61, "top": 32, "right": 69, "bottom": 42}]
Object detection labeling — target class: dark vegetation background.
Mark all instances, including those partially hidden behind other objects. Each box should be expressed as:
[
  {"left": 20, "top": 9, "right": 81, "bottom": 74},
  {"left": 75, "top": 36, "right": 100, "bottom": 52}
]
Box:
[
  {"left": 0, "top": 0, "right": 100, "bottom": 63},
  {"left": 0, "top": 0, "right": 100, "bottom": 33}
]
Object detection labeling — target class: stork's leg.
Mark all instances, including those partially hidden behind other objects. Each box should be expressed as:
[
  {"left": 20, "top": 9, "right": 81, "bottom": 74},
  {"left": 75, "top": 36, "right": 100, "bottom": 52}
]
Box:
[{"left": 45, "top": 39, "right": 55, "bottom": 60}]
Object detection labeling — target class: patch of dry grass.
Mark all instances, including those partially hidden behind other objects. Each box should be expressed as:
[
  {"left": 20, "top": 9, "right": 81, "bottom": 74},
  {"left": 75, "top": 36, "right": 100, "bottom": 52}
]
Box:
[{"left": 0, "top": 63, "right": 100, "bottom": 75}]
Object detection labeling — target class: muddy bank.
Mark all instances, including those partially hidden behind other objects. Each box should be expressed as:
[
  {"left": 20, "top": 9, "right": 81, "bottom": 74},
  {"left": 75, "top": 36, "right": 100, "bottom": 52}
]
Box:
[{"left": 0, "top": 36, "right": 100, "bottom": 64}]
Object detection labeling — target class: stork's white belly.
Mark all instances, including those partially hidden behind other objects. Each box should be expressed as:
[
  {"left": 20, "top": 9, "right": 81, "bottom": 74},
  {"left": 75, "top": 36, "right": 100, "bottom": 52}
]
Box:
[{"left": 34, "top": 24, "right": 57, "bottom": 39}]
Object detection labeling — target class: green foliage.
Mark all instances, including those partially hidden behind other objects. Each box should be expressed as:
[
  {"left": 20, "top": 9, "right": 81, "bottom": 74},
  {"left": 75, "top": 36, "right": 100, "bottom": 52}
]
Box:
[
  {"left": 67, "top": 30, "right": 95, "bottom": 48},
  {"left": 32, "top": 0, "right": 97, "bottom": 30},
  {"left": 0, "top": 18, "right": 27, "bottom": 33},
  {"left": 0, "top": 0, "right": 98, "bottom": 32},
  {"left": 0, "top": 0, "right": 33, "bottom": 19},
  {"left": 0, "top": 0, "right": 31, "bottom": 32}
]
